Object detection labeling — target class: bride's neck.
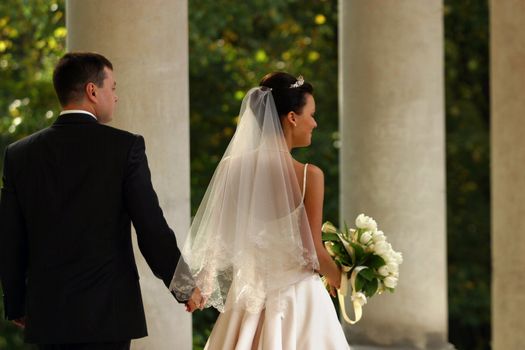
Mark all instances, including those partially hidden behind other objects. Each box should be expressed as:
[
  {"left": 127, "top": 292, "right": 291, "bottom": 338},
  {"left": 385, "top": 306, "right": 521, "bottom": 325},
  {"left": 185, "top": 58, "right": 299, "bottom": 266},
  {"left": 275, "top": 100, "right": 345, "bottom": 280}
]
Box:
[{"left": 284, "top": 132, "right": 294, "bottom": 152}]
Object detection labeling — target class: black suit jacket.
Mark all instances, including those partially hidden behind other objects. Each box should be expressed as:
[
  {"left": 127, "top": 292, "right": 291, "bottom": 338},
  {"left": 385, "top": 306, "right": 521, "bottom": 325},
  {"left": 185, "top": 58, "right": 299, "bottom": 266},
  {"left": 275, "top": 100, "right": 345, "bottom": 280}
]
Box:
[{"left": 0, "top": 113, "right": 181, "bottom": 343}]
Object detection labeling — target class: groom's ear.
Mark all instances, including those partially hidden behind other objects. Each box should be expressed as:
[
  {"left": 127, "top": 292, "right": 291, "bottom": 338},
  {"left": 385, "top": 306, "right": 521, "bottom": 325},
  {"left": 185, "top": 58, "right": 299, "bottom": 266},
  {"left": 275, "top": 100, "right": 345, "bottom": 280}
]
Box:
[{"left": 85, "top": 82, "right": 97, "bottom": 102}]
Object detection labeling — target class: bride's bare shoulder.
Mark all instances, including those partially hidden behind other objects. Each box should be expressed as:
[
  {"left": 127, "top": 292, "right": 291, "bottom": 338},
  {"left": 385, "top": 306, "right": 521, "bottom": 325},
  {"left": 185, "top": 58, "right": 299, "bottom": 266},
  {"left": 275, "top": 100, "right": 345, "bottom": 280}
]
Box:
[
  {"left": 291, "top": 159, "right": 324, "bottom": 179},
  {"left": 306, "top": 163, "right": 323, "bottom": 178},
  {"left": 304, "top": 163, "right": 324, "bottom": 201}
]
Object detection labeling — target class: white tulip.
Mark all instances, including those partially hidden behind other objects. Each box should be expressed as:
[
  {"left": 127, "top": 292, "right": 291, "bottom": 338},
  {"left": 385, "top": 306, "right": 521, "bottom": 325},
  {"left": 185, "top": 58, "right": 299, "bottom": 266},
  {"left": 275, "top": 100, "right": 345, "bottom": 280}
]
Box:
[
  {"left": 355, "top": 214, "right": 377, "bottom": 231},
  {"left": 360, "top": 231, "right": 372, "bottom": 245},
  {"left": 384, "top": 276, "right": 398, "bottom": 289},
  {"left": 387, "top": 262, "right": 399, "bottom": 274},
  {"left": 378, "top": 265, "right": 390, "bottom": 277},
  {"left": 355, "top": 214, "right": 367, "bottom": 228},
  {"left": 374, "top": 241, "right": 390, "bottom": 256},
  {"left": 324, "top": 242, "right": 336, "bottom": 257},
  {"left": 380, "top": 250, "right": 393, "bottom": 263},
  {"left": 393, "top": 251, "right": 403, "bottom": 265},
  {"left": 372, "top": 230, "right": 386, "bottom": 243},
  {"left": 383, "top": 249, "right": 397, "bottom": 264},
  {"left": 322, "top": 222, "right": 338, "bottom": 234},
  {"left": 351, "top": 292, "right": 368, "bottom": 306}
]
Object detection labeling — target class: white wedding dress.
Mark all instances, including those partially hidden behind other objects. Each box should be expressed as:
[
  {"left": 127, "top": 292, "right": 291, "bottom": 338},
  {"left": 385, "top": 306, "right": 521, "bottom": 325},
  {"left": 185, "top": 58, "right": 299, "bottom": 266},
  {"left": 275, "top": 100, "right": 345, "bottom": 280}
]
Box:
[
  {"left": 204, "top": 165, "right": 350, "bottom": 350},
  {"left": 205, "top": 274, "right": 350, "bottom": 350},
  {"left": 171, "top": 88, "right": 350, "bottom": 349}
]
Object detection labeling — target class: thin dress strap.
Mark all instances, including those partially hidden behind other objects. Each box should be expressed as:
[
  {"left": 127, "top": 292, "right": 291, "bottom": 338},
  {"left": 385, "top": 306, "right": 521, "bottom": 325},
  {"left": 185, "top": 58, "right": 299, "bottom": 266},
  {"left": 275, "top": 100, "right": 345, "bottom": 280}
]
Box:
[{"left": 302, "top": 163, "right": 308, "bottom": 201}]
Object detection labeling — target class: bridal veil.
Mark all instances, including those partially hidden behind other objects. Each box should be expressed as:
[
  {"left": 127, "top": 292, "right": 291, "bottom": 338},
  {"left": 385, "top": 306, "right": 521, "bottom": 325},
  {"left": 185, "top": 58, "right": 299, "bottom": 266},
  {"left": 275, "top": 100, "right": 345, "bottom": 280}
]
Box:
[{"left": 170, "top": 87, "right": 319, "bottom": 313}]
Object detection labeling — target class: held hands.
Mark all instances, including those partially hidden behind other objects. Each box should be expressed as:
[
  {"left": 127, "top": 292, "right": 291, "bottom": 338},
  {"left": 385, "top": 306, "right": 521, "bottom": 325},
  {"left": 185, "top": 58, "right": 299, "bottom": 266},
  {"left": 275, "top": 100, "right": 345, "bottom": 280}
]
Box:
[
  {"left": 12, "top": 317, "right": 26, "bottom": 329},
  {"left": 185, "top": 287, "right": 206, "bottom": 313}
]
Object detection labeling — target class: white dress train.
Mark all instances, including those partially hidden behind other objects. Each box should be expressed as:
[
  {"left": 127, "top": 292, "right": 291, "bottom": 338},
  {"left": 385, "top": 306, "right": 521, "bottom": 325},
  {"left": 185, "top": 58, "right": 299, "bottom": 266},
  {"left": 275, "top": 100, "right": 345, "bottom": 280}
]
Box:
[{"left": 204, "top": 274, "right": 350, "bottom": 350}]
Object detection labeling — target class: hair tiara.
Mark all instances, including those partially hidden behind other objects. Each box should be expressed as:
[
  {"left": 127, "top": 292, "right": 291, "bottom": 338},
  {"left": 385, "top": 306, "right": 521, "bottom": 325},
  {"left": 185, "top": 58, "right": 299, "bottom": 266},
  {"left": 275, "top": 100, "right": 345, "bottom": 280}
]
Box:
[{"left": 290, "top": 75, "right": 304, "bottom": 88}]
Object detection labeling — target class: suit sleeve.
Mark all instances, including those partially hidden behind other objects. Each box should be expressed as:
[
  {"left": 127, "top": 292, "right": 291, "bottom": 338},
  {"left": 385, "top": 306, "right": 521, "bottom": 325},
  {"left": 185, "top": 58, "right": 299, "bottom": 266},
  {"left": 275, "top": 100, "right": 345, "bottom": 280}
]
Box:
[
  {"left": 123, "top": 135, "right": 182, "bottom": 290},
  {"left": 0, "top": 148, "right": 28, "bottom": 320}
]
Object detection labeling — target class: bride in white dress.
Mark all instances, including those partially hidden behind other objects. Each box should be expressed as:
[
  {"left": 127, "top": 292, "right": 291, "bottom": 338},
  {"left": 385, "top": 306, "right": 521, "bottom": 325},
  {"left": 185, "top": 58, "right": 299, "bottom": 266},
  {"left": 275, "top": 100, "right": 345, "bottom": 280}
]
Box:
[{"left": 171, "top": 72, "right": 349, "bottom": 349}]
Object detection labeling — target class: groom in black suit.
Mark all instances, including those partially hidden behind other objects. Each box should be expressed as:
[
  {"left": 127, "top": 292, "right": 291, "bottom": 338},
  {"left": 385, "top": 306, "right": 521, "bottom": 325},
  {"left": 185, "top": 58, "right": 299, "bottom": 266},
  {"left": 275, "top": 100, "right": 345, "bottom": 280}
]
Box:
[{"left": 0, "top": 52, "right": 200, "bottom": 349}]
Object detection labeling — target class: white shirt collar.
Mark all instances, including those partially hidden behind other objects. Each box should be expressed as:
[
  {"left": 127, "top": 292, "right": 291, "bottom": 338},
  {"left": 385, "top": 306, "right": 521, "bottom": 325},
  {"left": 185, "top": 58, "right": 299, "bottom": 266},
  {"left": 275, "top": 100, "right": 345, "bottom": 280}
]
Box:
[{"left": 59, "top": 110, "right": 98, "bottom": 121}]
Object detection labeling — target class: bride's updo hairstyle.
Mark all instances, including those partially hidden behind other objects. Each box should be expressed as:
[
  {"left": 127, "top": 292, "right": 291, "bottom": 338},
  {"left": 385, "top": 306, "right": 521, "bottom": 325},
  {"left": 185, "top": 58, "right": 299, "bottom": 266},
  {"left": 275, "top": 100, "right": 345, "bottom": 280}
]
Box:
[{"left": 259, "top": 72, "right": 313, "bottom": 119}]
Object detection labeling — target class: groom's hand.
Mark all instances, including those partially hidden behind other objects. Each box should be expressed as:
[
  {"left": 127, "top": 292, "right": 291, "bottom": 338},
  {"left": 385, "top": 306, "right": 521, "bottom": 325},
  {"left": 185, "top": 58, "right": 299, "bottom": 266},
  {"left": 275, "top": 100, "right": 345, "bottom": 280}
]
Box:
[
  {"left": 185, "top": 287, "right": 205, "bottom": 312},
  {"left": 12, "top": 317, "right": 26, "bottom": 329}
]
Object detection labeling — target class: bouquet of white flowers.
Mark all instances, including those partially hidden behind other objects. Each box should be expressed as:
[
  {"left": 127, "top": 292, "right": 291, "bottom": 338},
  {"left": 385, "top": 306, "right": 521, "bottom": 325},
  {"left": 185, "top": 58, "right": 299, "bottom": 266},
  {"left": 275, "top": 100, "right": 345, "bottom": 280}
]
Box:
[{"left": 322, "top": 213, "right": 403, "bottom": 324}]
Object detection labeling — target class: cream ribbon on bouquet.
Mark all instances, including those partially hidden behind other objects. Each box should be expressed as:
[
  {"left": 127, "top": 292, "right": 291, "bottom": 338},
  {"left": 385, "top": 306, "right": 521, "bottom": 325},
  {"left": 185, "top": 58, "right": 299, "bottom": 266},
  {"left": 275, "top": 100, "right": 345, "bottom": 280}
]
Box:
[{"left": 338, "top": 266, "right": 369, "bottom": 324}]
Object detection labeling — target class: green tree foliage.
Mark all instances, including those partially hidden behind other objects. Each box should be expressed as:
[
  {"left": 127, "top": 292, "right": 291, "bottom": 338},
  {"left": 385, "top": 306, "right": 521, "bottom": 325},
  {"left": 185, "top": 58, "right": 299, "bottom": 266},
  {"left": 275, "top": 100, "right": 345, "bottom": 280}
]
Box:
[
  {"left": 188, "top": 0, "right": 339, "bottom": 217},
  {"left": 444, "top": 1, "right": 490, "bottom": 349},
  {"left": 0, "top": 1, "right": 65, "bottom": 348},
  {"left": 0, "top": 1, "right": 65, "bottom": 155}
]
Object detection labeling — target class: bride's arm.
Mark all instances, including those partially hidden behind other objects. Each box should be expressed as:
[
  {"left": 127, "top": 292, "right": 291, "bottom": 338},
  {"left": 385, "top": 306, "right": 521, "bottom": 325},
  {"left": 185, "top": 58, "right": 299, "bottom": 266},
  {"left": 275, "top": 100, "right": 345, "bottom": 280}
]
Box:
[{"left": 303, "top": 164, "right": 341, "bottom": 291}]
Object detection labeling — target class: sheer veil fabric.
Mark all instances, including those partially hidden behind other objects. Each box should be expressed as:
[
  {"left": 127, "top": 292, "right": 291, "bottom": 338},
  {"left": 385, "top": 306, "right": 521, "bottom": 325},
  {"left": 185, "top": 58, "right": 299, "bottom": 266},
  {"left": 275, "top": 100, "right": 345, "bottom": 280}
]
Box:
[{"left": 170, "top": 87, "right": 319, "bottom": 313}]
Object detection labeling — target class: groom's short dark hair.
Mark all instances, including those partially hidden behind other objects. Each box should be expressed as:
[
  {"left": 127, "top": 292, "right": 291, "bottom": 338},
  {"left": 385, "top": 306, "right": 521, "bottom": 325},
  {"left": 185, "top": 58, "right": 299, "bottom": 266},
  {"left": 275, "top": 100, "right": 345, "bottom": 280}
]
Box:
[{"left": 53, "top": 52, "right": 113, "bottom": 106}]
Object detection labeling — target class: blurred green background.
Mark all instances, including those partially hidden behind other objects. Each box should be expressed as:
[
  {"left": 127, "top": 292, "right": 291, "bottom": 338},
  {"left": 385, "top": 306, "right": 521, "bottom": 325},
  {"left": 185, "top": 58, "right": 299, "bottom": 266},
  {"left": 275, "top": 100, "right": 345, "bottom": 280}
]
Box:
[{"left": 0, "top": 1, "right": 489, "bottom": 349}]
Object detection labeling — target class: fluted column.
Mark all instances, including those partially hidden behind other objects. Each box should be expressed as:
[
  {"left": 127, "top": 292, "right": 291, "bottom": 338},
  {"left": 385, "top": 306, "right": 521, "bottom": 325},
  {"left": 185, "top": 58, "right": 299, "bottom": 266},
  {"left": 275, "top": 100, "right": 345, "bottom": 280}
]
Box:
[
  {"left": 491, "top": 1, "right": 525, "bottom": 349},
  {"left": 66, "top": 1, "right": 191, "bottom": 349},
  {"left": 339, "top": 1, "right": 451, "bottom": 349}
]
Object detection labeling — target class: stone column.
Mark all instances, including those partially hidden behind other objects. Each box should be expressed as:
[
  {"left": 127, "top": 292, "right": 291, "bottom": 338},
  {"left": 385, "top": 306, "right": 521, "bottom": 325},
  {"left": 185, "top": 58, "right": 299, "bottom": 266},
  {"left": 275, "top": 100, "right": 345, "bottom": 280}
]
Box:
[
  {"left": 66, "top": 1, "right": 191, "bottom": 349},
  {"left": 491, "top": 1, "right": 525, "bottom": 349},
  {"left": 339, "top": 1, "right": 451, "bottom": 349}
]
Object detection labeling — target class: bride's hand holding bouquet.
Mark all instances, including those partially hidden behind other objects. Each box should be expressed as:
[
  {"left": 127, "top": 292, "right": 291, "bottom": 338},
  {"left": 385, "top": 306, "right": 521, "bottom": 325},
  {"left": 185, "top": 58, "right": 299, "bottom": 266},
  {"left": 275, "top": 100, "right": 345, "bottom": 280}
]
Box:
[
  {"left": 320, "top": 253, "right": 342, "bottom": 298},
  {"left": 321, "top": 214, "right": 403, "bottom": 324}
]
